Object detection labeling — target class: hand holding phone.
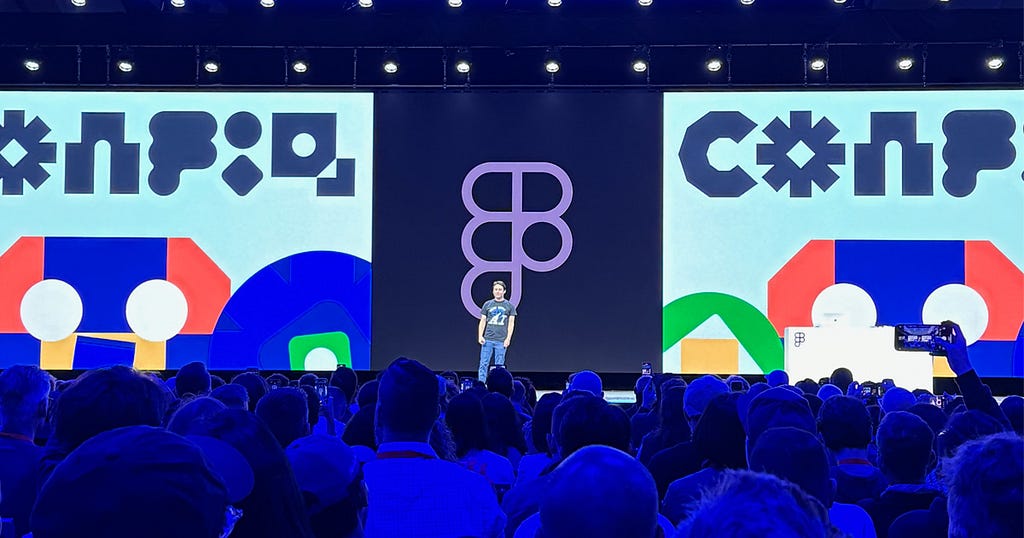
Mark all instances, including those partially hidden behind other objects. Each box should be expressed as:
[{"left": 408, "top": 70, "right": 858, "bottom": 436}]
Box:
[
  {"left": 894, "top": 324, "right": 954, "bottom": 356},
  {"left": 641, "top": 362, "right": 652, "bottom": 377}
]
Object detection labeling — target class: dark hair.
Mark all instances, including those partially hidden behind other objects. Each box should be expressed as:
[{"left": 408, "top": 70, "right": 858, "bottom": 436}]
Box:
[
  {"left": 877, "top": 411, "right": 934, "bottom": 484},
  {"left": 492, "top": 280, "right": 506, "bottom": 290},
  {"left": 516, "top": 376, "right": 538, "bottom": 409},
  {"left": 230, "top": 372, "right": 268, "bottom": 412},
  {"left": 829, "top": 368, "right": 854, "bottom": 393},
  {"left": 486, "top": 367, "right": 514, "bottom": 399},
  {"left": 329, "top": 366, "right": 359, "bottom": 403},
  {"left": 639, "top": 386, "right": 690, "bottom": 462},
  {"left": 750, "top": 427, "right": 833, "bottom": 507},
  {"left": 998, "top": 395, "right": 1023, "bottom": 436},
  {"left": 356, "top": 380, "right": 379, "bottom": 409},
  {"left": 341, "top": 405, "right": 377, "bottom": 449},
  {"left": 376, "top": 358, "right": 440, "bottom": 439},
  {"left": 51, "top": 366, "right": 168, "bottom": 452},
  {"left": 266, "top": 373, "right": 289, "bottom": 387},
  {"left": 192, "top": 410, "right": 314, "bottom": 538},
  {"left": 482, "top": 393, "right": 527, "bottom": 457},
  {"left": 210, "top": 375, "right": 226, "bottom": 390},
  {"left": 298, "top": 385, "right": 321, "bottom": 427},
  {"left": 937, "top": 410, "right": 1005, "bottom": 460},
  {"left": 255, "top": 388, "right": 310, "bottom": 448},
  {"left": 512, "top": 380, "right": 526, "bottom": 403},
  {"left": 818, "top": 396, "right": 871, "bottom": 451},
  {"left": 906, "top": 403, "right": 949, "bottom": 438},
  {"left": 210, "top": 383, "right": 249, "bottom": 411},
  {"left": 693, "top": 392, "right": 746, "bottom": 470},
  {"left": 175, "top": 362, "right": 212, "bottom": 397},
  {"left": 166, "top": 396, "right": 226, "bottom": 436},
  {"left": 445, "top": 392, "right": 490, "bottom": 459},
  {"left": 531, "top": 393, "right": 563, "bottom": 455},
  {"left": 298, "top": 373, "right": 318, "bottom": 387},
  {"left": 553, "top": 394, "right": 630, "bottom": 458},
  {"left": 802, "top": 394, "right": 823, "bottom": 418},
  {"left": 794, "top": 378, "right": 820, "bottom": 395}
]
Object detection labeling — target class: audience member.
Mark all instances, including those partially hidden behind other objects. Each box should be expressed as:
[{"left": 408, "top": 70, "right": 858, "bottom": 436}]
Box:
[
  {"left": 830, "top": 368, "right": 854, "bottom": 393},
  {"left": 745, "top": 386, "right": 816, "bottom": 449},
  {"left": 881, "top": 388, "right": 916, "bottom": 414},
  {"left": 486, "top": 367, "right": 515, "bottom": 398},
  {"left": 445, "top": 391, "right": 515, "bottom": 488},
  {"left": 997, "top": 394, "right": 1023, "bottom": 435},
  {"left": 0, "top": 365, "right": 50, "bottom": 537},
  {"left": 230, "top": 372, "right": 269, "bottom": 412},
  {"left": 482, "top": 392, "right": 527, "bottom": 468},
  {"left": 636, "top": 385, "right": 690, "bottom": 465},
  {"left": 818, "top": 395, "right": 887, "bottom": 504},
  {"left": 567, "top": 370, "right": 603, "bottom": 398},
  {"left": 211, "top": 383, "right": 250, "bottom": 410},
  {"left": 683, "top": 375, "right": 728, "bottom": 428},
  {"left": 210, "top": 374, "right": 226, "bottom": 390},
  {"left": 299, "top": 385, "right": 322, "bottom": 429},
  {"left": 342, "top": 404, "right": 377, "bottom": 450},
  {"left": 724, "top": 374, "right": 749, "bottom": 392},
  {"left": 362, "top": 358, "right": 505, "bottom": 537},
  {"left": 766, "top": 369, "right": 789, "bottom": 387},
  {"left": 299, "top": 373, "right": 319, "bottom": 387},
  {"left": 330, "top": 366, "right": 360, "bottom": 408},
  {"left": 356, "top": 380, "right": 379, "bottom": 409},
  {"left": 803, "top": 393, "right": 824, "bottom": 417},
  {"left": 175, "top": 361, "right": 212, "bottom": 398},
  {"left": 166, "top": 396, "right": 227, "bottom": 436},
  {"left": 256, "top": 387, "right": 311, "bottom": 448},
  {"left": 517, "top": 392, "right": 561, "bottom": 486},
  {"left": 626, "top": 375, "right": 654, "bottom": 418},
  {"left": 817, "top": 383, "right": 842, "bottom": 401},
  {"left": 945, "top": 432, "right": 1022, "bottom": 538},
  {"left": 287, "top": 435, "right": 365, "bottom": 538},
  {"left": 795, "top": 378, "right": 820, "bottom": 395},
  {"left": 630, "top": 374, "right": 678, "bottom": 450}
]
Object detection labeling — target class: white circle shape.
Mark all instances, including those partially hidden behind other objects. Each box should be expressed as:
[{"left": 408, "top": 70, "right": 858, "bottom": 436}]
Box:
[
  {"left": 922, "top": 284, "right": 989, "bottom": 345},
  {"left": 126, "top": 280, "right": 188, "bottom": 342},
  {"left": 21, "top": 279, "right": 83, "bottom": 342},
  {"left": 291, "top": 133, "right": 316, "bottom": 158},
  {"left": 304, "top": 347, "right": 339, "bottom": 371},
  {"left": 811, "top": 283, "right": 877, "bottom": 328}
]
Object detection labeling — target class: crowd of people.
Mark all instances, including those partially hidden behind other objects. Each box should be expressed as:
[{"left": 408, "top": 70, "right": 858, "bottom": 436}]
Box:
[{"left": 0, "top": 323, "right": 1020, "bottom": 538}]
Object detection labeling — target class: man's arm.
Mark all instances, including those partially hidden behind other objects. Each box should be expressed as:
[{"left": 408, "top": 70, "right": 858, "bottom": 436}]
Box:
[
  {"left": 478, "top": 315, "right": 487, "bottom": 345},
  {"left": 504, "top": 316, "right": 516, "bottom": 347},
  {"left": 936, "top": 321, "right": 1011, "bottom": 430}
]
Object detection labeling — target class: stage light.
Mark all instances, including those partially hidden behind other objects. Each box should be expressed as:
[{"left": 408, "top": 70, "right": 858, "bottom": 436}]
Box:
[
  {"left": 383, "top": 60, "right": 399, "bottom": 74},
  {"left": 292, "top": 60, "right": 308, "bottom": 73},
  {"left": 449, "top": 0, "right": 462, "bottom": 6},
  {"left": 117, "top": 60, "right": 134, "bottom": 73},
  {"left": 23, "top": 59, "right": 41, "bottom": 72},
  {"left": 170, "top": 0, "right": 185, "bottom": 7},
  {"left": 260, "top": 0, "right": 274, "bottom": 7},
  {"left": 631, "top": 46, "right": 650, "bottom": 74},
  {"left": 204, "top": 60, "right": 220, "bottom": 73},
  {"left": 807, "top": 44, "right": 828, "bottom": 72},
  {"left": 986, "top": 56, "right": 1004, "bottom": 70},
  {"left": 545, "top": 60, "right": 560, "bottom": 73},
  {"left": 833, "top": 0, "right": 847, "bottom": 3},
  {"left": 706, "top": 58, "right": 723, "bottom": 72},
  {"left": 896, "top": 56, "right": 914, "bottom": 70},
  {"left": 548, "top": 0, "right": 561, "bottom": 6},
  {"left": 809, "top": 58, "right": 826, "bottom": 71},
  {"left": 740, "top": 0, "right": 754, "bottom": 5},
  {"left": 358, "top": 0, "right": 372, "bottom": 6},
  {"left": 455, "top": 60, "right": 471, "bottom": 73},
  {"left": 70, "top": 0, "right": 86, "bottom": 6},
  {"left": 638, "top": 0, "right": 653, "bottom": 6},
  {"left": 704, "top": 46, "right": 725, "bottom": 73},
  {"left": 632, "top": 59, "right": 648, "bottom": 73}
]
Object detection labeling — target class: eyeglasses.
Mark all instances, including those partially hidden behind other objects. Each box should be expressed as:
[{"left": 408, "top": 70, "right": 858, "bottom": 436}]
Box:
[{"left": 221, "top": 505, "right": 243, "bottom": 538}]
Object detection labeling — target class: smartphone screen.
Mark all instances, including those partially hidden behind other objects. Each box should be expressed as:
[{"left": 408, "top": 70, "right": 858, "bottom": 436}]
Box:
[
  {"left": 641, "top": 362, "right": 652, "bottom": 377},
  {"left": 894, "top": 324, "right": 952, "bottom": 356},
  {"left": 315, "top": 379, "right": 328, "bottom": 404}
]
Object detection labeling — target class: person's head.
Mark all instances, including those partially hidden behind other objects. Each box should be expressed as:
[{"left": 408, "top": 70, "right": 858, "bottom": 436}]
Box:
[
  {"left": 0, "top": 364, "right": 51, "bottom": 435},
  {"left": 906, "top": 403, "right": 949, "bottom": 439},
  {"left": 946, "top": 432, "right": 1023, "bottom": 538},
  {"left": 745, "top": 387, "right": 816, "bottom": 450},
  {"left": 881, "top": 387, "right": 916, "bottom": 414},
  {"left": 482, "top": 392, "right": 526, "bottom": 455},
  {"left": 255, "top": 388, "right": 310, "bottom": 448},
  {"left": 829, "top": 368, "right": 853, "bottom": 393},
  {"left": 230, "top": 373, "right": 268, "bottom": 412},
  {"left": 684, "top": 375, "right": 729, "bottom": 425},
  {"left": 210, "top": 375, "right": 226, "bottom": 390},
  {"left": 817, "top": 395, "right": 871, "bottom": 452},
  {"left": 298, "top": 373, "right": 318, "bottom": 387},
  {"left": 329, "top": 366, "right": 359, "bottom": 405},
  {"left": 550, "top": 394, "right": 630, "bottom": 460},
  {"left": 31, "top": 426, "right": 229, "bottom": 538},
  {"left": 355, "top": 380, "right": 378, "bottom": 409},
  {"left": 485, "top": 366, "right": 514, "bottom": 398},
  {"left": 492, "top": 280, "right": 507, "bottom": 301},
  {"left": 656, "top": 385, "right": 691, "bottom": 439},
  {"left": 766, "top": 370, "right": 789, "bottom": 387},
  {"left": 567, "top": 370, "right": 603, "bottom": 398},
  {"left": 936, "top": 410, "right": 1005, "bottom": 463},
  {"left": 749, "top": 427, "right": 834, "bottom": 507},
  {"left": 340, "top": 406, "right": 376, "bottom": 450},
  {"left": 802, "top": 394, "right": 823, "bottom": 418},
  {"left": 512, "top": 380, "right": 526, "bottom": 404},
  {"left": 675, "top": 469, "right": 833, "bottom": 538},
  {"left": 375, "top": 357, "right": 440, "bottom": 443},
  {"left": 539, "top": 446, "right": 658, "bottom": 538},
  {"left": 51, "top": 366, "right": 169, "bottom": 452},
  {"left": 693, "top": 392, "right": 746, "bottom": 470},
  {"left": 191, "top": 410, "right": 313, "bottom": 538},
  {"left": 737, "top": 382, "right": 770, "bottom": 429},
  {"left": 815, "top": 384, "right": 842, "bottom": 402},
  {"left": 634, "top": 375, "right": 653, "bottom": 401},
  {"left": 444, "top": 392, "right": 490, "bottom": 459},
  {"left": 998, "top": 395, "right": 1023, "bottom": 436},
  {"left": 286, "top": 435, "right": 363, "bottom": 538},
  {"left": 211, "top": 384, "right": 250, "bottom": 411},
  {"left": 876, "top": 411, "right": 934, "bottom": 485},
  {"left": 175, "top": 361, "right": 212, "bottom": 398},
  {"left": 530, "top": 392, "right": 562, "bottom": 456},
  {"left": 298, "top": 386, "right": 321, "bottom": 428},
  {"left": 167, "top": 397, "right": 227, "bottom": 436},
  {"left": 794, "top": 378, "right": 819, "bottom": 395}
]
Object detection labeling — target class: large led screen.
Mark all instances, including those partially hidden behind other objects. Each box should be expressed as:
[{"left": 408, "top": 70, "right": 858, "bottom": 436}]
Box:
[
  {"left": 663, "top": 90, "right": 1024, "bottom": 378},
  {"left": 0, "top": 92, "right": 373, "bottom": 370}
]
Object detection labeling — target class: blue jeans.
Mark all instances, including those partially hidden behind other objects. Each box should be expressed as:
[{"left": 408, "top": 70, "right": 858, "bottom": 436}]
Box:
[{"left": 479, "top": 340, "right": 506, "bottom": 381}]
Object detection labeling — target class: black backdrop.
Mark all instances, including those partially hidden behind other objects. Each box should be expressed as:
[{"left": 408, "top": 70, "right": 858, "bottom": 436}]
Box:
[{"left": 371, "top": 91, "right": 662, "bottom": 373}]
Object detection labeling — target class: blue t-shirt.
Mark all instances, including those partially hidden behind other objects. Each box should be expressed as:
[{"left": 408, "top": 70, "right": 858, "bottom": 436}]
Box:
[{"left": 481, "top": 300, "right": 517, "bottom": 342}]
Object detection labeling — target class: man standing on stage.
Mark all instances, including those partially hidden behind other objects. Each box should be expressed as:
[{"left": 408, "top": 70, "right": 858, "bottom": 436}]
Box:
[{"left": 477, "top": 280, "right": 517, "bottom": 381}]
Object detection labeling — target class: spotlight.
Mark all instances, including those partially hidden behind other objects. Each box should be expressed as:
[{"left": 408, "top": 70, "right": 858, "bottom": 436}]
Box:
[
  {"left": 70, "top": 0, "right": 86, "bottom": 6},
  {"left": 383, "top": 60, "right": 398, "bottom": 74},
  {"left": 833, "top": 0, "right": 847, "bottom": 3},
  {"left": 455, "top": 60, "right": 471, "bottom": 74},
  {"left": 896, "top": 56, "right": 914, "bottom": 71},
  {"left": 740, "top": 0, "right": 754, "bottom": 5},
  {"left": 117, "top": 60, "right": 134, "bottom": 73},
  {"left": 260, "top": 0, "right": 274, "bottom": 7},
  {"left": 358, "top": 0, "right": 372, "bottom": 6},
  {"left": 638, "top": 0, "right": 652, "bottom": 5},
  {"left": 809, "top": 58, "right": 826, "bottom": 71},
  {"left": 449, "top": 0, "right": 462, "bottom": 6},
  {"left": 986, "top": 56, "right": 1004, "bottom": 70},
  {"left": 170, "top": 0, "right": 185, "bottom": 7},
  {"left": 704, "top": 46, "right": 726, "bottom": 73},
  {"left": 545, "top": 60, "right": 560, "bottom": 73},
  {"left": 291, "top": 60, "right": 308, "bottom": 73},
  {"left": 23, "top": 58, "right": 41, "bottom": 72},
  {"left": 204, "top": 60, "right": 220, "bottom": 73},
  {"left": 548, "top": 0, "right": 561, "bottom": 6},
  {"left": 632, "top": 59, "right": 648, "bottom": 73},
  {"left": 631, "top": 46, "right": 650, "bottom": 73},
  {"left": 807, "top": 45, "right": 828, "bottom": 72}
]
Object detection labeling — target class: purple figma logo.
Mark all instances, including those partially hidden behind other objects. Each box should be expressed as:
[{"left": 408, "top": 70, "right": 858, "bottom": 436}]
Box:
[{"left": 460, "top": 162, "right": 573, "bottom": 318}]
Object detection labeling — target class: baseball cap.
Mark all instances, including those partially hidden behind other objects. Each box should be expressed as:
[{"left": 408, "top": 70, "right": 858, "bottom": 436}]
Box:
[{"left": 286, "top": 434, "right": 359, "bottom": 514}]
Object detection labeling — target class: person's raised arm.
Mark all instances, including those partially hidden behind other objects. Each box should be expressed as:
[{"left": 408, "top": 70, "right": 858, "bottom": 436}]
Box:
[{"left": 936, "top": 321, "right": 1010, "bottom": 430}]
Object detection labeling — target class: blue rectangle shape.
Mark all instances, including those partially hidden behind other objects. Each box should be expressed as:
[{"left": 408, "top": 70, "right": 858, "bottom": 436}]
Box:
[
  {"left": 43, "top": 238, "right": 167, "bottom": 333},
  {"left": 835, "top": 240, "right": 965, "bottom": 327},
  {"left": 967, "top": 341, "right": 1017, "bottom": 378},
  {"left": 0, "top": 334, "right": 41, "bottom": 367},
  {"left": 167, "top": 334, "right": 211, "bottom": 369},
  {"left": 73, "top": 336, "right": 135, "bottom": 369}
]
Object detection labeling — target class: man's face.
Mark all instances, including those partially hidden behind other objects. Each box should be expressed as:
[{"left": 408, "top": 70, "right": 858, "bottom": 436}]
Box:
[{"left": 492, "top": 284, "right": 506, "bottom": 300}]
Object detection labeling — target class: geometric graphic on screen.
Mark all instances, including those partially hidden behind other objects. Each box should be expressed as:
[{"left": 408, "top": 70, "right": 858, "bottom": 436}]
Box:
[
  {"left": 663, "top": 292, "right": 784, "bottom": 375},
  {"left": 768, "top": 240, "right": 1024, "bottom": 377},
  {"left": 207, "top": 251, "right": 370, "bottom": 371},
  {"left": 0, "top": 236, "right": 229, "bottom": 369}
]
